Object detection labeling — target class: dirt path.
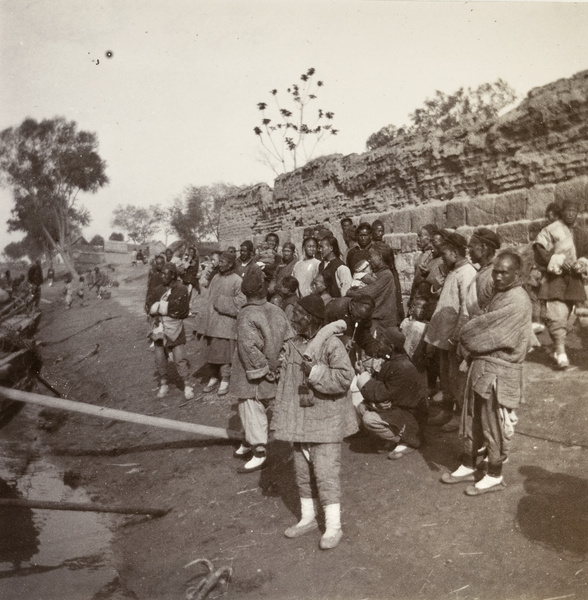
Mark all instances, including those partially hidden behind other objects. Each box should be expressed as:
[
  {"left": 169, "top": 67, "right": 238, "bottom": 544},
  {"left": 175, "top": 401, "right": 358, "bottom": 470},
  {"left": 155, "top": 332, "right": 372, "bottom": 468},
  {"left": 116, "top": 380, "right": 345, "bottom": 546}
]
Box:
[{"left": 9, "top": 265, "right": 588, "bottom": 600}]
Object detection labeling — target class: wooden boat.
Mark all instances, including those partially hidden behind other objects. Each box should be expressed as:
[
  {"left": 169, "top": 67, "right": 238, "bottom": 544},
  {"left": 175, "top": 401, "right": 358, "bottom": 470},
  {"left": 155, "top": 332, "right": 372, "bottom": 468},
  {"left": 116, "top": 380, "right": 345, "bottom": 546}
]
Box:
[
  {"left": 1, "top": 311, "right": 42, "bottom": 338},
  {"left": 0, "top": 309, "right": 43, "bottom": 429}
]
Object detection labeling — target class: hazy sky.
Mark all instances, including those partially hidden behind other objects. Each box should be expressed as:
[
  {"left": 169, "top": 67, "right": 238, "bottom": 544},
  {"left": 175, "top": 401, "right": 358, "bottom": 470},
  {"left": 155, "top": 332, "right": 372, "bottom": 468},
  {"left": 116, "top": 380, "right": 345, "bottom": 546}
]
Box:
[{"left": 1, "top": 0, "right": 588, "bottom": 244}]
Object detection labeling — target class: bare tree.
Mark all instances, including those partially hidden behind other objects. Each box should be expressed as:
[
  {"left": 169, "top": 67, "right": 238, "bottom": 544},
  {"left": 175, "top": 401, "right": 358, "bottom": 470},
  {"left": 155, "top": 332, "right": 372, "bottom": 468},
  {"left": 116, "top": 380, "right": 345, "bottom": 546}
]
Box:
[{"left": 254, "top": 68, "right": 338, "bottom": 175}]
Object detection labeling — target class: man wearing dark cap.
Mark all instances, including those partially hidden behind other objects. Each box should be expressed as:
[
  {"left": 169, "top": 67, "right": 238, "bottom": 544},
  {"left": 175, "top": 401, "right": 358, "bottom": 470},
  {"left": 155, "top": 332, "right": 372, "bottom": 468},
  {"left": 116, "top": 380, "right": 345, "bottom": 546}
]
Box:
[
  {"left": 441, "top": 251, "right": 532, "bottom": 495},
  {"left": 534, "top": 199, "right": 588, "bottom": 369},
  {"left": 195, "top": 250, "right": 246, "bottom": 395},
  {"left": 230, "top": 268, "right": 293, "bottom": 473},
  {"left": 273, "top": 294, "right": 357, "bottom": 550},
  {"left": 425, "top": 231, "right": 476, "bottom": 428},
  {"left": 148, "top": 263, "right": 193, "bottom": 400},
  {"left": 466, "top": 227, "right": 501, "bottom": 316}
]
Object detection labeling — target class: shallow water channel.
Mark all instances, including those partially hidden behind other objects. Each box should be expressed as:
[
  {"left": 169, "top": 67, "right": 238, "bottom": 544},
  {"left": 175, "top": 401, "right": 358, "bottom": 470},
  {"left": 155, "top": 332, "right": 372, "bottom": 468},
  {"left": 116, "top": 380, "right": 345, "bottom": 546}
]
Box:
[{"left": 0, "top": 412, "right": 119, "bottom": 600}]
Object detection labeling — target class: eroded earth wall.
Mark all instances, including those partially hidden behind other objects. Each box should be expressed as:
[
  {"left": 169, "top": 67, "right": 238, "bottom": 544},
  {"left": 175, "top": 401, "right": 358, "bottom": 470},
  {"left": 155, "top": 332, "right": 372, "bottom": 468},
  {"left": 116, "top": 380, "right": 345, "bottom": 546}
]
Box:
[{"left": 219, "top": 70, "right": 588, "bottom": 294}]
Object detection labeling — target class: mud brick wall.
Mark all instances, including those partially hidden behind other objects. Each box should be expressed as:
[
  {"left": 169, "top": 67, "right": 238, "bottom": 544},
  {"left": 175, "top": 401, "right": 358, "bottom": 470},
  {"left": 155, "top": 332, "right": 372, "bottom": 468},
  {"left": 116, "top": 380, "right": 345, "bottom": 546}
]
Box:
[{"left": 219, "top": 70, "right": 588, "bottom": 296}]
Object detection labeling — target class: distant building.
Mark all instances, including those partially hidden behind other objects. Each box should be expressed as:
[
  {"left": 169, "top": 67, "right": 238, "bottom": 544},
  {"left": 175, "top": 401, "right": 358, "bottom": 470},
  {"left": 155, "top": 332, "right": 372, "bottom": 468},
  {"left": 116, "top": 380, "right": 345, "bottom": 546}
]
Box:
[{"left": 149, "top": 240, "right": 166, "bottom": 257}]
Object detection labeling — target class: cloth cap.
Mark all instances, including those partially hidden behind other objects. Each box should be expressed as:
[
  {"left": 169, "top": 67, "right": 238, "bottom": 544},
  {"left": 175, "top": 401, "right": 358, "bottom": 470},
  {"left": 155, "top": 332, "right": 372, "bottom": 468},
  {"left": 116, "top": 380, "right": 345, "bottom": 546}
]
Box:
[
  {"left": 472, "top": 227, "right": 501, "bottom": 251},
  {"left": 441, "top": 230, "right": 468, "bottom": 252},
  {"left": 378, "top": 327, "right": 406, "bottom": 353},
  {"left": 220, "top": 250, "right": 236, "bottom": 264},
  {"left": 241, "top": 266, "right": 265, "bottom": 297},
  {"left": 298, "top": 293, "right": 325, "bottom": 321}
]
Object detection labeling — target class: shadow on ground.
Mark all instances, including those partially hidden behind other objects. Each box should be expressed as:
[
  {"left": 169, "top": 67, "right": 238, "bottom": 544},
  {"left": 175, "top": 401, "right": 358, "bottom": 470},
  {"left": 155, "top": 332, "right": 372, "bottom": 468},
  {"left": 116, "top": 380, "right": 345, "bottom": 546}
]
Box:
[{"left": 517, "top": 465, "right": 588, "bottom": 559}]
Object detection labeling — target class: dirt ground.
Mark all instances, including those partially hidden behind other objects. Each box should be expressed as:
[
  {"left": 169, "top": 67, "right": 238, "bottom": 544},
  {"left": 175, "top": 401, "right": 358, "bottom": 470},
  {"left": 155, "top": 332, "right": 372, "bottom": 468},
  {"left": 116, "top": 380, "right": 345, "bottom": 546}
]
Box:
[{"left": 6, "top": 263, "right": 588, "bottom": 600}]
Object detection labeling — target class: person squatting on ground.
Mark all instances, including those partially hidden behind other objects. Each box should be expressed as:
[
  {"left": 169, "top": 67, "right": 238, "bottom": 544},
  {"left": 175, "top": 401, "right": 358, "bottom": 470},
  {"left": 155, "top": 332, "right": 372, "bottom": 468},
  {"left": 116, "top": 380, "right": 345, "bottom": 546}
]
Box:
[
  {"left": 441, "top": 251, "right": 532, "bottom": 495},
  {"left": 272, "top": 294, "right": 357, "bottom": 550},
  {"left": 533, "top": 199, "right": 588, "bottom": 369},
  {"left": 356, "top": 328, "right": 428, "bottom": 460},
  {"left": 230, "top": 268, "right": 293, "bottom": 473},
  {"left": 196, "top": 251, "right": 246, "bottom": 396},
  {"left": 425, "top": 232, "right": 477, "bottom": 431},
  {"left": 148, "top": 263, "right": 194, "bottom": 400}
]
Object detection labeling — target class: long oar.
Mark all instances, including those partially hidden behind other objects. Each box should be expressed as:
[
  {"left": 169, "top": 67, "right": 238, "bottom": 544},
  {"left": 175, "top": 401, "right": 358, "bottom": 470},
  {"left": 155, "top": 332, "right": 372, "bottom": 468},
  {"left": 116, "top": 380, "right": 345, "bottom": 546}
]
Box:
[
  {"left": 0, "top": 497, "right": 168, "bottom": 517},
  {"left": 0, "top": 386, "right": 240, "bottom": 440}
]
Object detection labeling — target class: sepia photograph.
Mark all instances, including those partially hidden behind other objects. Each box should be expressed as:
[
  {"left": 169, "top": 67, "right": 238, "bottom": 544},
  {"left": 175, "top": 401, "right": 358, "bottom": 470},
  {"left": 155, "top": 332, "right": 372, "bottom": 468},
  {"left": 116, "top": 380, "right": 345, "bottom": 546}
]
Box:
[{"left": 0, "top": 1, "right": 587, "bottom": 598}]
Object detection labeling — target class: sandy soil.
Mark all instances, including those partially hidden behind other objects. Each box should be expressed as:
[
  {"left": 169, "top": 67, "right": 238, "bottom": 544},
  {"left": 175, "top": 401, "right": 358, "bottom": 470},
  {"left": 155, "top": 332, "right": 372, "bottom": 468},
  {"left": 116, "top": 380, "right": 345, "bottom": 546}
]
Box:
[{"left": 8, "top": 263, "right": 588, "bottom": 600}]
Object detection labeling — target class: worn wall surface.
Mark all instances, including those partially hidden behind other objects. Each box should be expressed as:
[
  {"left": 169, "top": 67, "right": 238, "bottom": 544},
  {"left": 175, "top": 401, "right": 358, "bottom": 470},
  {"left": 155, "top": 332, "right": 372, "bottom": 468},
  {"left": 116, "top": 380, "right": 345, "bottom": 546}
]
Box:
[{"left": 219, "top": 70, "right": 588, "bottom": 294}]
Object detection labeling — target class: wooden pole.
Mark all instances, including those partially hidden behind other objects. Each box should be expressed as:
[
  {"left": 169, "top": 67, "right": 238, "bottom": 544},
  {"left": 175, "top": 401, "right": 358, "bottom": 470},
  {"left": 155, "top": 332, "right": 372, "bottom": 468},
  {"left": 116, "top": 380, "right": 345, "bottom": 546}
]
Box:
[
  {"left": 0, "top": 497, "right": 168, "bottom": 517},
  {"left": 0, "top": 386, "right": 240, "bottom": 440}
]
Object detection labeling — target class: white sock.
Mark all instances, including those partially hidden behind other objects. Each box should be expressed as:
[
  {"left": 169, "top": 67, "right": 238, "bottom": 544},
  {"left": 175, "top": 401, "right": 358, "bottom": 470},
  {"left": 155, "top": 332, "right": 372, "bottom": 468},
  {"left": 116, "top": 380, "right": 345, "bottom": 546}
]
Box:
[
  {"left": 324, "top": 503, "right": 341, "bottom": 533},
  {"left": 298, "top": 497, "right": 316, "bottom": 525},
  {"left": 452, "top": 465, "right": 475, "bottom": 477}
]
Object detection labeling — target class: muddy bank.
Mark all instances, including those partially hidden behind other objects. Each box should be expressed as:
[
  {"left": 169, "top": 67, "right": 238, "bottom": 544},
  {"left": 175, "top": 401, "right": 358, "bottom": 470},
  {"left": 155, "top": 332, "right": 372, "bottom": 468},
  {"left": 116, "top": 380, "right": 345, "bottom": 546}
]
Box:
[{"left": 8, "top": 265, "right": 587, "bottom": 600}]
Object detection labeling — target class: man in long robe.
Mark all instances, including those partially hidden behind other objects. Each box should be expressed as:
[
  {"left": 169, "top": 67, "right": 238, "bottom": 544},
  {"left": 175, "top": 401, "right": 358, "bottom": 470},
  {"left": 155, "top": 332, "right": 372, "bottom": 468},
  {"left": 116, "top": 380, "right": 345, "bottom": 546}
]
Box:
[{"left": 440, "top": 251, "right": 532, "bottom": 496}]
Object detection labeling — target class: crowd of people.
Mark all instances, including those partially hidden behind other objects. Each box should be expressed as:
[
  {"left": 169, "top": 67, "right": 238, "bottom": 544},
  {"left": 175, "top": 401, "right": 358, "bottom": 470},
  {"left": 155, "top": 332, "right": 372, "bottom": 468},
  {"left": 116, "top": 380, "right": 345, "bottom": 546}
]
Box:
[{"left": 140, "top": 199, "right": 587, "bottom": 549}]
